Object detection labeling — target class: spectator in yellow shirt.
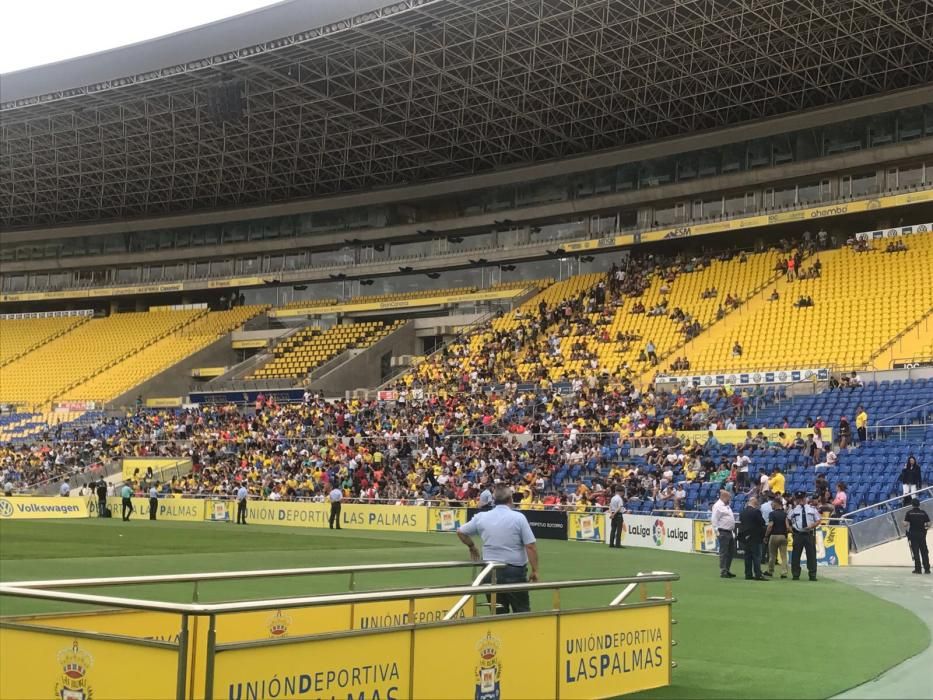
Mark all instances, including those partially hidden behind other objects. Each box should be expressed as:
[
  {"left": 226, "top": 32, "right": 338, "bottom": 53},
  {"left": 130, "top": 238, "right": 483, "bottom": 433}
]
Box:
[
  {"left": 855, "top": 407, "right": 868, "bottom": 442},
  {"left": 768, "top": 467, "right": 785, "bottom": 496}
]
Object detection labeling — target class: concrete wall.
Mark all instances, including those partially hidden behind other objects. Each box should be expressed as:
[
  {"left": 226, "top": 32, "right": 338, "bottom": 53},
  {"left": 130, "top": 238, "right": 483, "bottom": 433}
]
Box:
[
  {"left": 309, "top": 321, "right": 417, "bottom": 395},
  {"left": 231, "top": 328, "right": 291, "bottom": 342},
  {"left": 110, "top": 334, "right": 238, "bottom": 406}
]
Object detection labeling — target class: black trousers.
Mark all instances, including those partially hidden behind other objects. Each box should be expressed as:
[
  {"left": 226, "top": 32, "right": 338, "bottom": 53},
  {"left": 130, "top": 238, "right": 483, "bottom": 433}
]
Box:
[
  {"left": 744, "top": 540, "right": 763, "bottom": 579},
  {"left": 329, "top": 501, "right": 342, "bottom": 529},
  {"left": 236, "top": 500, "right": 247, "bottom": 524},
  {"left": 718, "top": 529, "right": 735, "bottom": 574},
  {"left": 908, "top": 534, "right": 930, "bottom": 572},
  {"left": 484, "top": 564, "right": 530, "bottom": 614},
  {"left": 791, "top": 531, "right": 818, "bottom": 579},
  {"left": 121, "top": 497, "right": 132, "bottom": 521},
  {"left": 97, "top": 497, "right": 106, "bottom": 516},
  {"left": 857, "top": 427, "right": 867, "bottom": 442},
  {"left": 609, "top": 513, "right": 624, "bottom": 547},
  {"left": 149, "top": 497, "right": 158, "bottom": 520}
]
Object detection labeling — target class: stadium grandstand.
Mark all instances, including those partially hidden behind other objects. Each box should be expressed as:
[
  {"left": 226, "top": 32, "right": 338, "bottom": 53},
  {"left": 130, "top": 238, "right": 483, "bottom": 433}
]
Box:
[{"left": 2, "top": 1, "right": 933, "bottom": 697}]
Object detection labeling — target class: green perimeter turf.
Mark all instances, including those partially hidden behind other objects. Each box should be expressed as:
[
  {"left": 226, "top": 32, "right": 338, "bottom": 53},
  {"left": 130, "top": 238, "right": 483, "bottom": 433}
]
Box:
[{"left": 1, "top": 519, "right": 928, "bottom": 700}]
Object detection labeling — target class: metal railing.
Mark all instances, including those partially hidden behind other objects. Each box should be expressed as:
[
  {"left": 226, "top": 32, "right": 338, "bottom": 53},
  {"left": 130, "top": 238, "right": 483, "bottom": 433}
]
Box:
[
  {"left": 875, "top": 399, "right": 933, "bottom": 426},
  {"left": 7, "top": 560, "right": 502, "bottom": 594},
  {"left": 867, "top": 422, "right": 932, "bottom": 441},
  {"left": 840, "top": 486, "right": 933, "bottom": 552}
]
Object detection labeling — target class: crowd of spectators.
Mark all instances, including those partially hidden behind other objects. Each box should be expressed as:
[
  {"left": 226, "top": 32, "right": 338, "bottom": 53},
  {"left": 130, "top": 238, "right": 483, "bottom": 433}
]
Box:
[{"left": 2, "top": 234, "right": 896, "bottom": 516}]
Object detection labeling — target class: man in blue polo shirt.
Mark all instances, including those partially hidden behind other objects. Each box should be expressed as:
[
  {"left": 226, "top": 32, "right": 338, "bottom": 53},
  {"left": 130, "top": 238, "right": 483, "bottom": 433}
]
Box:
[{"left": 457, "top": 485, "right": 539, "bottom": 614}]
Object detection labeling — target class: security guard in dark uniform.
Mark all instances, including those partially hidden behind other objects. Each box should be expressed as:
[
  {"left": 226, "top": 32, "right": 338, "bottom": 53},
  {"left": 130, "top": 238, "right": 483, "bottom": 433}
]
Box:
[
  {"left": 788, "top": 491, "right": 821, "bottom": 581},
  {"left": 902, "top": 498, "right": 931, "bottom": 574}
]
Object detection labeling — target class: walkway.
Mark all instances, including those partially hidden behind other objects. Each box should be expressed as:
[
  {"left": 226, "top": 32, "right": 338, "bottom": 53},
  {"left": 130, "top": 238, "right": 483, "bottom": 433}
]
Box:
[{"left": 827, "top": 566, "right": 933, "bottom": 699}]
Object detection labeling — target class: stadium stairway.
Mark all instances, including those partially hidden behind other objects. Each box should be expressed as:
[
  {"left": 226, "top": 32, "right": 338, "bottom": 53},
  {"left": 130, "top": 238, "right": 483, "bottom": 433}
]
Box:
[{"left": 869, "top": 308, "right": 933, "bottom": 370}]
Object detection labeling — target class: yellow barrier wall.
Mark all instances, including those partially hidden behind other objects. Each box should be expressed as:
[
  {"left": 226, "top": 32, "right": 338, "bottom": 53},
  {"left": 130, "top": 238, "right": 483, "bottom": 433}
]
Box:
[
  {"left": 558, "top": 606, "right": 670, "bottom": 698},
  {"left": 413, "top": 615, "right": 556, "bottom": 699},
  {"left": 0, "top": 496, "right": 88, "bottom": 520},
  {"left": 676, "top": 427, "right": 833, "bottom": 445},
  {"left": 213, "top": 628, "right": 411, "bottom": 700},
  {"left": 0, "top": 627, "right": 179, "bottom": 700},
  {"left": 122, "top": 457, "right": 190, "bottom": 480},
  {"left": 354, "top": 596, "right": 474, "bottom": 630},
  {"left": 232, "top": 500, "right": 428, "bottom": 533},
  {"left": 103, "top": 496, "right": 205, "bottom": 522},
  {"left": 208, "top": 603, "right": 671, "bottom": 700}
]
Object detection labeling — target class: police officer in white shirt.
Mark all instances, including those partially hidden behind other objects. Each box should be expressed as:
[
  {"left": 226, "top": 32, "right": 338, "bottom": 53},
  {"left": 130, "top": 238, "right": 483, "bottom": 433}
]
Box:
[
  {"left": 788, "top": 491, "right": 821, "bottom": 580},
  {"left": 478, "top": 486, "right": 494, "bottom": 512},
  {"left": 608, "top": 487, "right": 625, "bottom": 548},
  {"left": 457, "top": 485, "right": 539, "bottom": 614},
  {"left": 328, "top": 487, "right": 343, "bottom": 529},
  {"left": 711, "top": 490, "right": 737, "bottom": 578},
  {"left": 148, "top": 483, "right": 159, "bottom": 521},
  {"left": 236, "top": 485, "right": 248, "bottom": 525}
]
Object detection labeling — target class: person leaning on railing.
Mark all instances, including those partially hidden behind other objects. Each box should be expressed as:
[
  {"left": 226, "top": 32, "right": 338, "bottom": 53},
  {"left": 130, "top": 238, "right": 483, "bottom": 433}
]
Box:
[{"left": 457, "top": 485, "right": 539, "bottom": 614}]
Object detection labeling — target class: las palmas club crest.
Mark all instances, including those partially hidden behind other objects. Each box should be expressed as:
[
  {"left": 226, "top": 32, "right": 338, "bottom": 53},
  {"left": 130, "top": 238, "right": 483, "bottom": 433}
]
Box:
[
  {"left": 55, "top": 641, "right": 93, "bottom": 700},
  {"left": 475, "top": 631, "right": 501, "bottom": 700},
  {"left": 268, "top": 609, "right": 292, "bottom": 638}
]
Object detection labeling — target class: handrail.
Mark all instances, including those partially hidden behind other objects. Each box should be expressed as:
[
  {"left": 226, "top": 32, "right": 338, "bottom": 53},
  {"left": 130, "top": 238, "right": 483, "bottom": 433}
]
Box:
[
  {"left": 609, "top": 571, "right": 677, "bottom": 606},
  {"left": 8, "top": 560, "right": 500, "bottom": 590},
  {"left": 839, "top": 485, "right": 933, "bottom": 521},
  {"left": 443, "top": 561, "right": 499, "bottom": 621},
  {"left": 0, "top": 573, "right": 680, "bottom": 616},
  {"left": 875, "top": 399, "right": 933, "bottom": 425}
]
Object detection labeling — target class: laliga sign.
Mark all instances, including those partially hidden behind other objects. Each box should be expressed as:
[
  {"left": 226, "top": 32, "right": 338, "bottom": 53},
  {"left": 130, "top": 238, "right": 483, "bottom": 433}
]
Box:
[{"left": 621, "top": 515, "right": 694, "bottom": 553}]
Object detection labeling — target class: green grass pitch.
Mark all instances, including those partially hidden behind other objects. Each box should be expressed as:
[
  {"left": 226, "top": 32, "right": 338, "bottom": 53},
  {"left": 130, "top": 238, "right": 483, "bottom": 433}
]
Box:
[{"left": 1, "top": 519, "right": 927, "bottom": 699}]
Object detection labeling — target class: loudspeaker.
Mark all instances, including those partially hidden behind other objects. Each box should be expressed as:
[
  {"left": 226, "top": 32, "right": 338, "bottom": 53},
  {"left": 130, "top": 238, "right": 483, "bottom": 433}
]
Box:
[{"left": 206, "top": 80, "right": 245, "bottom": 125}]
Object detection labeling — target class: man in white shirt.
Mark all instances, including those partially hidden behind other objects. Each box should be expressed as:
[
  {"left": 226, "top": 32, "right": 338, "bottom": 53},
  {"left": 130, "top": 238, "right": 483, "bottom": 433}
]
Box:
[
  {"left": 59, "top": 479, "right": 70, "bottom": 497},
  {"left": 328, "top": 487, "right": 343, "bottom": 530},
  {"left": 148, "top": 483, "right": 159, "bottom": 521},
  {"left": 711, "top": 490, "right": 737, "bottom": 578},
  {"left": 236, "top": 485, "right": 248, "bottom": 525},
  {"left": 608, "top": 488, "right": 625, "bottom": 548},
  {"left": 733, "top": 453, "right": 751, "bottom": 490}
]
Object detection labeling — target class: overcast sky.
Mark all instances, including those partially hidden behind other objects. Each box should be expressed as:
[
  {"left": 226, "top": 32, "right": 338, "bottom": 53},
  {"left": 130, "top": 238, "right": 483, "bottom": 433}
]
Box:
[{"left": 0, "top": 0, "right": 281, "bottom": 73}]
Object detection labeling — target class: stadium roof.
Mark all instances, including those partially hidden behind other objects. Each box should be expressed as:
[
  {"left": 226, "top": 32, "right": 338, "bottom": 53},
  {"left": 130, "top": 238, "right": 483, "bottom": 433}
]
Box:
[{"left": 2, "top": 0, "right": 932, "bottom": 230}]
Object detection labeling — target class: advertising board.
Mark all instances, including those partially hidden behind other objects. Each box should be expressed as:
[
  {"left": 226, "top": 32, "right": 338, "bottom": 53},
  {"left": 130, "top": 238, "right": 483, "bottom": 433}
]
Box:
[
  {"left": 466, "top": 507, "right": 568, "bottom": 540},
  {"left": 617, "top": 514, "right": 694, "bottom": 553},
  {"left": 0, "top": 496, "right": 88, "bottom": 520},
  {"left": 558, "top": 605, "right": 671, "bottom": 699},
  {"left": 568, "top": 511, "right": 607, "bottom": 543}
]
